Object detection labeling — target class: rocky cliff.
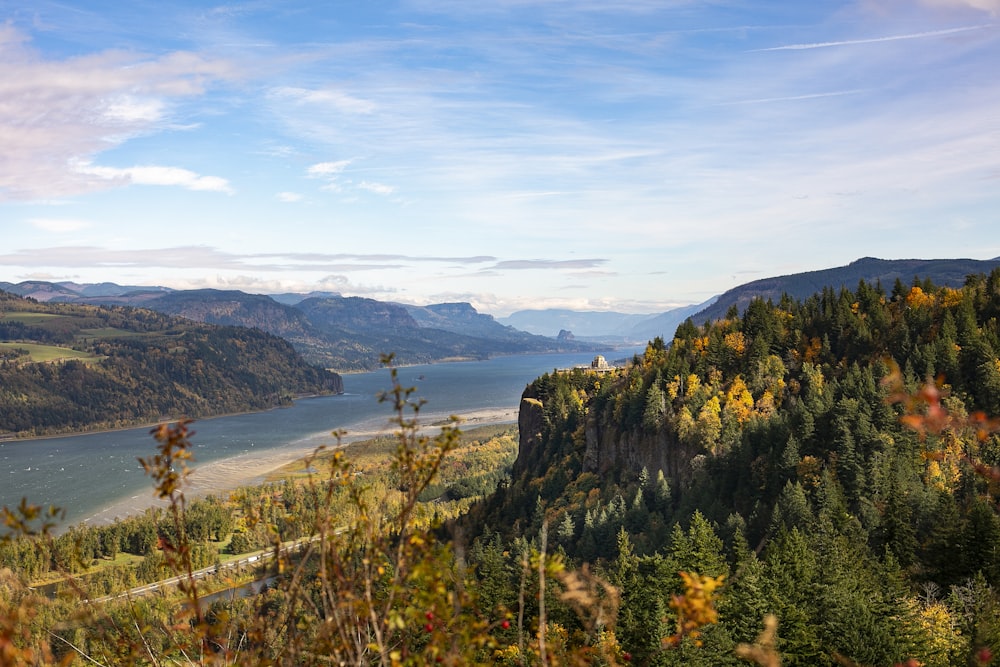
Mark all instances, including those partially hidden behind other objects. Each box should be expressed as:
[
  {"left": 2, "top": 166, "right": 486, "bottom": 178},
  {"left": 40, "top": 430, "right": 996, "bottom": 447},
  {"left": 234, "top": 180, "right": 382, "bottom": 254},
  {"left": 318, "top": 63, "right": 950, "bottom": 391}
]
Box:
[{"left": 509, "top": 361, "right": 708, "bottom": 496}]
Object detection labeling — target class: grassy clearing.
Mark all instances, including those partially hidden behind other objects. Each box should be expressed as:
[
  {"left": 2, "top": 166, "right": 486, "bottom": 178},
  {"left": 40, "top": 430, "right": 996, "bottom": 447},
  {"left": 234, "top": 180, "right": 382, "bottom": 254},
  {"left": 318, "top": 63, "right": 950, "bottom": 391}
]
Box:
[
  {"left": 0, "top": 341, "right": 103, "bottom": 364},
  {"left": 0, "top": 312, "right": 65, "bottom": 324},
  {"left": 266, "top": 423, "right": 518, "bottom": 483},
  {"left": 76, "top": 327, "right": 144, "bottom": 339}
]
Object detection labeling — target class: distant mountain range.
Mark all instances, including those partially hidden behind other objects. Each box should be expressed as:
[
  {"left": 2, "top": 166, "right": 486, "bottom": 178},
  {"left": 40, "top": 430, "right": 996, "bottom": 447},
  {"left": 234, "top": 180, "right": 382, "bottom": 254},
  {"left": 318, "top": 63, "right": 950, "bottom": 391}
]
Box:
[
  {"left": 5, "top": 257, "right": 998, "bottom": 367},
  {"left": 0, "top": 282, "right": 601, "bottom": 371},
  {"left": 503, "top": 257, "right": 1000, "bottom": 342},
  {"left": 689, "top": 256, "right": 1000, "bottom": 324},
  {"left": 497, "top": 300, "right": 714, "bottom": 343}
]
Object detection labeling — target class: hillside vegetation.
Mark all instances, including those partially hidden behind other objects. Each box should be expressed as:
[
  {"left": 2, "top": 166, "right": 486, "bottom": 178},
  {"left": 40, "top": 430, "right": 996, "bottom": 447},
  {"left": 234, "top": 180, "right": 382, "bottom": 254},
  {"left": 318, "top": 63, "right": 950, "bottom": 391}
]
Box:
[
  {"left": 4, "top": 273, "right": 1000, "bottom": 665},
  {"left": 1, "top": 282, "right": 602, "bottom": 370},
  {"left": 463, "top": 270, "right": 1000, "bottom": 665},
  {"left": 0, "top": 291, "right": 342, "bottom": 437}
]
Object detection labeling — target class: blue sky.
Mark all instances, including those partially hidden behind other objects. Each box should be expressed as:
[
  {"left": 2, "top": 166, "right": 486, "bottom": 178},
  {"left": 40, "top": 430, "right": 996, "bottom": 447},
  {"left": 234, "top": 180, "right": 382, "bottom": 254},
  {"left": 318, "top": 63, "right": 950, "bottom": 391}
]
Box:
[{"left": 2, "top": 1, "right": 999, "bottom": 316}]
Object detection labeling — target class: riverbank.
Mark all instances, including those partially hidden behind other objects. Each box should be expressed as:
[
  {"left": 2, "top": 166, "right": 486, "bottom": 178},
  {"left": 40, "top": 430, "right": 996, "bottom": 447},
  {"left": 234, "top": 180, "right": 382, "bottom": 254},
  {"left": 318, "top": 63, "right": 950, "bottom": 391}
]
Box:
[
  {"left": 0, "top": 390, "right": 345, "bottom": 443},
  {"left": 80, "top": 406, "right": 519, "bottom": 527}
]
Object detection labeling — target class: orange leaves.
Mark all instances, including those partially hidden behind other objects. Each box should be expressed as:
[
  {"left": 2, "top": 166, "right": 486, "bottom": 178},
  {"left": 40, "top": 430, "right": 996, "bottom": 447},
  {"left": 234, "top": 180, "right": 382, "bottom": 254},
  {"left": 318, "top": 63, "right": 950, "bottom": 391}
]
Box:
[
  {"left": 884, "top": 368, "right": 1000, "bottom": 443},
  {"left": 664, "top": 571, "right": 725, "bottom": 649},
  {"left": 884, "top": 364, "right": 1000, "bottom": 498},
  {"left": 905, "top": 286, "right": 936, "bottom": 309}
]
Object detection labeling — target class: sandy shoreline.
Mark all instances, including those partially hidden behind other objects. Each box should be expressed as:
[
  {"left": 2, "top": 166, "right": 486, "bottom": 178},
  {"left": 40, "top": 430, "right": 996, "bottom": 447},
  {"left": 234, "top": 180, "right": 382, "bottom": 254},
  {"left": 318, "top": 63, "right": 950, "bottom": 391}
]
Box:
[{"left": 82, "top": 407, "right": 519, "bottom": 527}]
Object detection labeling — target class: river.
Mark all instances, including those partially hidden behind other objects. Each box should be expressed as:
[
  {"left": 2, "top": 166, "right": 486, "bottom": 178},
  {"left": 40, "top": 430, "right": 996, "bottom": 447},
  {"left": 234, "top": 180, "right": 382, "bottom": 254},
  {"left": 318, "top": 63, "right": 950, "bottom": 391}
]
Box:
[{"left": 0, "top": 349, "right": 637, "bottom": 530}]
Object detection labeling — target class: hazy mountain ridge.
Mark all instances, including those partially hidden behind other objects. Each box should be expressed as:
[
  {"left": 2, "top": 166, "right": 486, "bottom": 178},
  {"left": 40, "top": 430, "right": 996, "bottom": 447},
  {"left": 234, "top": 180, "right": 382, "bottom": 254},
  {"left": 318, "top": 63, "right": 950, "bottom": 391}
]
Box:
[
  {"left": 8, "top": 256, "right": 996, "bottom": 370},
  {"left": 499, "top": 299, "right": 715, "bottom": 343},
  {"left": 689, "top": 256, "right": 1000, "bottom": 324},
  {"left": 3, "top": 282, "right": 601, "bottom": 370}
]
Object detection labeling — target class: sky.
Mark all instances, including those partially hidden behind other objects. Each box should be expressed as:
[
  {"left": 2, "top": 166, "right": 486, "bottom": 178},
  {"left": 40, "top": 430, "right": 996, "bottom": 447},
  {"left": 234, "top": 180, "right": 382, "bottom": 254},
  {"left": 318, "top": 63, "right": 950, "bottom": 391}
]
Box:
[{"left": 2, "top": 1, "right": 999, "bottom": 317}]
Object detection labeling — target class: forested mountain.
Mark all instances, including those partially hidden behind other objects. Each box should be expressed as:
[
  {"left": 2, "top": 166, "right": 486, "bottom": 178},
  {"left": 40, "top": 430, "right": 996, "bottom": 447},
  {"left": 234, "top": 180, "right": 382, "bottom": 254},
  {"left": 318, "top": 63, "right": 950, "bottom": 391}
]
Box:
[
  {"left": 461, "top": 270, "right": 1000, "bottom": 665},
  {"left": 691, "top": 256, "right": 1000, "bottom": 324},
  {"left": 6, "top": 272, "right": 1000, "bottom": 665},
  {"left": 0, "top": 291, "right": 342, "bottom": 437},
  {"left": 2, "top": 282, "right": 601, "bottom": 370}
]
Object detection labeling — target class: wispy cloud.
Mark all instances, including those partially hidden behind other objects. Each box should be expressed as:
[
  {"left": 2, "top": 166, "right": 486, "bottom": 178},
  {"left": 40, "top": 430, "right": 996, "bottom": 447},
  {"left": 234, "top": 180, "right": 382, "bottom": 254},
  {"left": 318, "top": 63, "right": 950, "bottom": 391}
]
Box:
[
  {"left": 307, "top": 161, "right": 352, "bottom": 177},
  {"left": 754, "top": 24, "right": 993, "bottom": 51},
  {"left": 74, "top": 163, "right": 234, "bottom": 194},
  {"left": 29, "top": 218, "right": 92, "bottom": 233},
  {"left": 276, "top": 191, "right": 303, "bottom": 202},
  {"left": 272, "top": 87, "right": 377, "bottom": 114},
  {"left": 722, "top": 89, "right": 866, "bottom": 106},
  {"left": 491, "top": 259, "right": 608, "bottom": 270},
  {"left": 358, "top": 181, "right": 395, "bottom": 195},
  {"left": 0, "top": 246, "right": 498, "bottom": 271},
  {"left": 0, "top": 24, "right": 238, "bottom": 200}
]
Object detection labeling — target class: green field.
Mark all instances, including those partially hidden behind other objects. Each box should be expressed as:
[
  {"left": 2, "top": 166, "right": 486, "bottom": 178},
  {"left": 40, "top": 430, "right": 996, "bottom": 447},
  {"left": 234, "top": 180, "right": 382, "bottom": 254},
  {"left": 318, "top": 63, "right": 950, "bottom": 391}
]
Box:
[
  {"left": 0, "top": 311, "right": 66, "bottom": 324},
  {"left": 77, "top": 327, "right": 144, "bottom": 339},
  {"left": 0, "top": 341, "right": 103, "bottom": 363}
]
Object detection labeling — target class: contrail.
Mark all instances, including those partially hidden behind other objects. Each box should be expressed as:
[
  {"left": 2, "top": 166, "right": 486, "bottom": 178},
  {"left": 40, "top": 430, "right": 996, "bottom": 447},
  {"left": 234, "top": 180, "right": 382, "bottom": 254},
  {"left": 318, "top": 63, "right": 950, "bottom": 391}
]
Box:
[
  {"left": 721, "top": 89, "right": 866, "bottom": 106},
  {"left": 753, "top": 24, "right": 992, "bottom": 51}
]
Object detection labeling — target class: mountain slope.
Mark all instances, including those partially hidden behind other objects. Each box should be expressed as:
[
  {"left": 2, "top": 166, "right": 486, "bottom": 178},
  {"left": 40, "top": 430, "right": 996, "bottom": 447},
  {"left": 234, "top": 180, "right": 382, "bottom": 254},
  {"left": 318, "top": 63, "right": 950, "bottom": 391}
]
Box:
[
  {"left": 462, "top": 268, "right": 1000, "bottom": 663},
  {"left": 0, "top": 290, "right": 342, "bottom": 437},
  {"left": 4, "top": 282, "right": 601, "bottom": 370},
  {"left": 691, "top": 256, "right": 1000, "bottom": 323}
]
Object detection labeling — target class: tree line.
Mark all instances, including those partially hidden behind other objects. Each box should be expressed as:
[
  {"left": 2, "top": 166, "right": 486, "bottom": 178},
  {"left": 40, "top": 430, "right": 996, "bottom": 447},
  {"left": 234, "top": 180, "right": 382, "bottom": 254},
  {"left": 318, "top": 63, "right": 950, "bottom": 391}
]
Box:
[
  {"left": 0, "top": 291, "right": 341, "bottom": 437},
  {"left": 461, "top": 270, "right": 1000, "bottom": 665}
]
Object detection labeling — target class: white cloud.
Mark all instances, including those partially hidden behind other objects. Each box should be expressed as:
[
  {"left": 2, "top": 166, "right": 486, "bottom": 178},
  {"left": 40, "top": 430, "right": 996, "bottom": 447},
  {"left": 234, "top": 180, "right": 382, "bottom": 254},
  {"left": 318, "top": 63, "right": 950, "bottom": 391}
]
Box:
[
  {"left": 74, "top": 163, "right": 234, "bottom": 194},
  {"left": 307, "top": 161, "right": 351, "bottom": 176},
  {"left": 273, "top": 87, "right": 377, "bottom": 114},
  {"left": 358, "top": 181, "right": 395, "bottom": 195},
  {"left": 101, "top": 96, "right": 166, "bottom": 124},
  {"left": 276, "top": 191, "right": 303, "bottom": 202},
  {"left": 307, "top": 160, "right": 353, "bottom": 193},
  {"left": 0, "top": 24, "right": 237, "bottom": 200},
  {"left": 29, "top": 218, "right": 92, "bottom": 233}
]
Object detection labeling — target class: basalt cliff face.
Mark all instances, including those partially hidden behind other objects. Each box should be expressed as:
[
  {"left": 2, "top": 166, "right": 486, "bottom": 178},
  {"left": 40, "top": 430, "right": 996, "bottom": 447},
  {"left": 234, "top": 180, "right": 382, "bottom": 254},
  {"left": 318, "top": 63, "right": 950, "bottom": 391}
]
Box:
[
  {"left": 514, "top": 390, "right": 699, "bottom": 485},
  {"left": 581, "top": 417, "right": 699, "bottom": 484}
]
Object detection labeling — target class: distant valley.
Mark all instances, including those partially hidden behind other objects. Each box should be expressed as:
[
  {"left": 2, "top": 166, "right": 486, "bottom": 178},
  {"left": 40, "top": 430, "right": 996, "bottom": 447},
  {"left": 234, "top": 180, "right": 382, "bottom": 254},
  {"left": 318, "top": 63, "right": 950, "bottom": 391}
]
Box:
[
  {"left": 498, "top": 256, "right": 1000, "bottom": 342},
  {"left": 6, "top": 256, "right": 999, "bottom": 370},
  {"left": 0, "top": 292, "right": 341, "bottom": 438},
  {"left": 1, "top": 283, "right": 603, "bottom": 371}
]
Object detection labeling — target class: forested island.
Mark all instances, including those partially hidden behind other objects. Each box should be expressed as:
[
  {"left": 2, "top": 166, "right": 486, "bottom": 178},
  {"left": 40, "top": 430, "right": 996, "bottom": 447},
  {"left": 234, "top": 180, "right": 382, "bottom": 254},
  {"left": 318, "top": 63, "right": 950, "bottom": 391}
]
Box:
[
  {"left": 0, "top": 291, "right": 342, "bottom": 438},
  {"left": 3, "top": 271, "right": 1000, "bottom": 665}
]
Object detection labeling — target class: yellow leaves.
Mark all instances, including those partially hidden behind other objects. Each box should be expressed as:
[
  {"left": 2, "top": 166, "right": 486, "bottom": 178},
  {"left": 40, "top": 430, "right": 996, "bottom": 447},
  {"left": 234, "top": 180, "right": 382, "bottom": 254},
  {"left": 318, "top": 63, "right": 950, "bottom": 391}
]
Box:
[
  {"left": 667, "top": 375, "right": 681, "bottom": 400},
  {"left": 755, "top": 389, "right": 777, "bottom": 419},
  {"left": 693, "top": 336, "right": 710, "bottom": 357},
  {"left": 664, "top": 571, "right": 725, "bottom": 648},
  {"left": 941, "top": 287, "right": 963, "bottom": 308},
  {"left": 906, "top": 286, "right": 935, "bottom": 309},
  {"left": 915, "top": 600, "right": 964, "bottom": 667},
  {"left": 725, "top": 376, "right": 754, "bottom": 425},
  {"left": 701, "top": 395, "right": 721, "bottom": 418},
  {"left": 924, "top": 459, "right": 947, "bottom": 492},
  {"left": 724, "top": 331, "right": 747, "bottom": 355}
]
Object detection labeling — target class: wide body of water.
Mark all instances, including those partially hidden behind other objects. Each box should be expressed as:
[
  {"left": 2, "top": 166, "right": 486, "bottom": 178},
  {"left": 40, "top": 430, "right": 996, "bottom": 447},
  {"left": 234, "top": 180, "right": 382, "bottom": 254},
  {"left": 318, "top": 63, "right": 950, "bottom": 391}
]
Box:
[{"left": 1, "top": 349, "right": 637, "bottom": 529}]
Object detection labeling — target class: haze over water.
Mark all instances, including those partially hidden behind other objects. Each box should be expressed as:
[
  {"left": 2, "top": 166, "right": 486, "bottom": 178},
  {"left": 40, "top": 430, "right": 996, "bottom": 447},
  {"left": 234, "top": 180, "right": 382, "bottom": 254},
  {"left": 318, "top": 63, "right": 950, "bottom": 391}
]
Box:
[{"left": 1, "top": 350, "right": 634, "bottom": 529}]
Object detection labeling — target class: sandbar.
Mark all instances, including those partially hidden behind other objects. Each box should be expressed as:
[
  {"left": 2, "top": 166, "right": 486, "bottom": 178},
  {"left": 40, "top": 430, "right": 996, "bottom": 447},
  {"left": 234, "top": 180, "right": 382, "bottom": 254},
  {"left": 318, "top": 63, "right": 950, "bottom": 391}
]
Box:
[{"left": 83, "top": 407, "right": 519, "bottom": 526}]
